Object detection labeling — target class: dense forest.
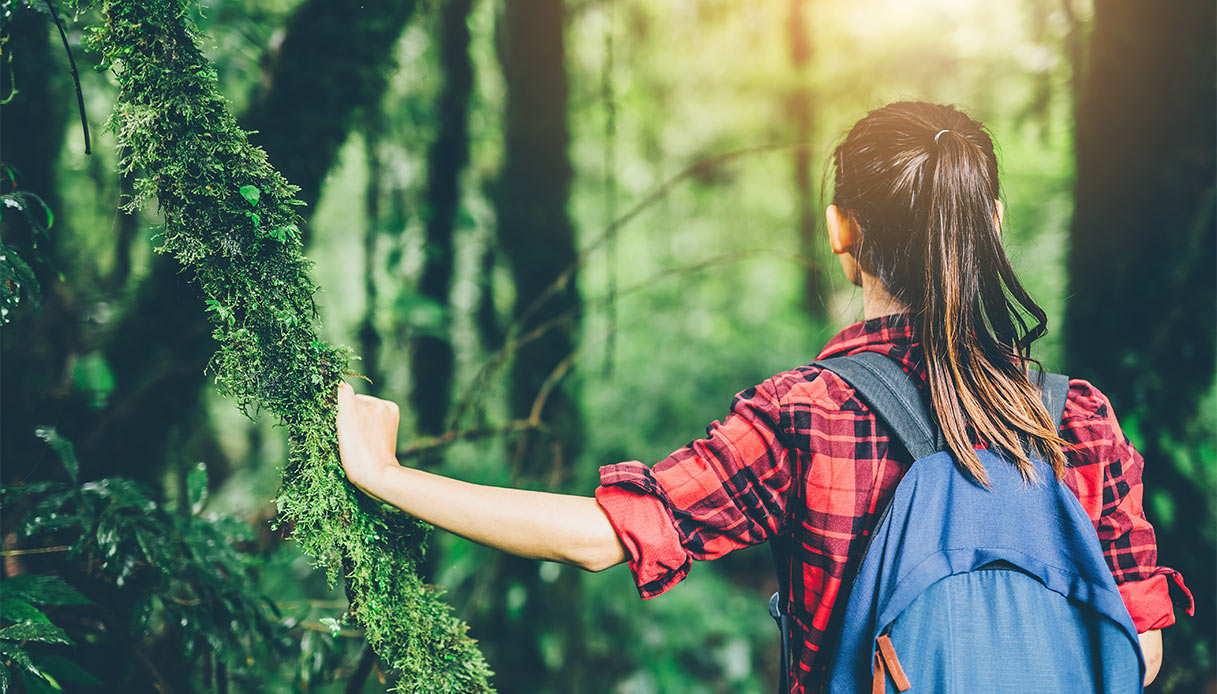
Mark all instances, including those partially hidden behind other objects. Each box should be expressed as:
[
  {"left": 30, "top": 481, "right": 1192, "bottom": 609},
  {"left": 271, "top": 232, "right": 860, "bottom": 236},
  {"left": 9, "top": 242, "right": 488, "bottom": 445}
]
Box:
[{"left": 0, "top": 0, "right": 1212, "bottom": 692}]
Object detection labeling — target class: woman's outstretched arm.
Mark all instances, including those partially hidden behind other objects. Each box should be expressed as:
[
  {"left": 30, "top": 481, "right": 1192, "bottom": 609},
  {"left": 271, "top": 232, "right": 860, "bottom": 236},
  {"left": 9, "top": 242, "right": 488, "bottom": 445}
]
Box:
[{"left": 335, "top": 383, "right": 627, "bottom": 572}]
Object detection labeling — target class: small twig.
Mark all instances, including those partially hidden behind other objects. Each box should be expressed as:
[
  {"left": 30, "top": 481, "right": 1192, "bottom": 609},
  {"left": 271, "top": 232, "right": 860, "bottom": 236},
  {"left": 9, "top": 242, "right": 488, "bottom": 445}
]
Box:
[
  {"left": 296, "top": 621, "right": 363, "bottom": 638},
  {"left": 510, "top": 142, "right": 810, "bottom": 338},
  {"left": 446, "top": 144, "right": 815, "bottom": 431},
  {"left": 511, "top": 347, "right": 583, "bottom": 470},
  {"left": 397, "top": 420, "right": 549, "bottom": 460},
  {"left": 450, "top": 248, "right": 817, "bottom": 427},
  {"left": 343, "top": 371, "right": 374, "bottom": 386},
  {"left": 272, "top": 599, "right": 349, "bottom": 610},
  {"left": 41, "top": 0, "right": 90, "bottom": 155},
  {"left": 1, "top": 545, "right": 70, "bottom": 557},
  {"left": 527, "top": 349, "right": 580, "bottom": 426}
]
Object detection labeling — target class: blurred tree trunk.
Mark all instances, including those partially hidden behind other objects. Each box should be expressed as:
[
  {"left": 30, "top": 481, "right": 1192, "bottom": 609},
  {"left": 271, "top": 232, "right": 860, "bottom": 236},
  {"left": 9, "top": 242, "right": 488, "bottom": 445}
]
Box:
[
  {"left": 0, "top": 6, "right": 86, "bottom": 484},
  {"left": 478, "top": 0, "right": 586, "bottom": 690},
  {"left": 1064, "top": 1, "right": 1215, "bottom": 687},
  {"left": 494, "top": 0, "right": 581, "bottom": 477},
  {"left": 243, "top": 0, "right": 419, "bottom": 212},
  {"left": 81, "top": 0, "right": 419, "bottom": 489},
  {"left": 787, "top": 0, "right": 826, "bottom": 315},
  {"left": 409, "top": 0, "right": 475, "bottom": 465},
  {"left": 110, "top": 170, "right": 138, "bottom": 290},
  {"left": 359, "top": 118, "right": 386, "bottom": 391}
]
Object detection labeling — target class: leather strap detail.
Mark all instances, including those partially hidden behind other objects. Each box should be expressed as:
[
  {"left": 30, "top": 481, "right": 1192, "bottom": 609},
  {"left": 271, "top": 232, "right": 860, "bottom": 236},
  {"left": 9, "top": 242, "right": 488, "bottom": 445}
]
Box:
[
  {"left": 876, "top": 634, "right": 911, "bottom": 692},
  {"left": 872, "top": 651, "right": 886, "bottom": 694}
]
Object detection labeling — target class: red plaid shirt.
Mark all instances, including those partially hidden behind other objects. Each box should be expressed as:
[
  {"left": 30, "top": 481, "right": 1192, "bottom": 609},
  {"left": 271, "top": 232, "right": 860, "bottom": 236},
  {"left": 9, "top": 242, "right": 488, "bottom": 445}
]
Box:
[{"left": 595, "top": 313, "right": 1193, "bottom": 693}]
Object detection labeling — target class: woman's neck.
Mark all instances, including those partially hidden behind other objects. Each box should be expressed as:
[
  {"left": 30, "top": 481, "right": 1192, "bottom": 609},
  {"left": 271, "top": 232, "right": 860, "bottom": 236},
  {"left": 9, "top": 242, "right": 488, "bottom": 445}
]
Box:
[{"left": 862, "top": 274, "right": 908, "bottom": 320}]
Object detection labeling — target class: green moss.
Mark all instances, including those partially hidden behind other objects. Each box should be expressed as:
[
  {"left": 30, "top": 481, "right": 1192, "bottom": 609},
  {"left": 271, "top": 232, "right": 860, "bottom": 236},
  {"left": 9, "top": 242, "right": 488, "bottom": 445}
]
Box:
[{"left": 85, "top": 1, "right": 493, "bottom": 690}]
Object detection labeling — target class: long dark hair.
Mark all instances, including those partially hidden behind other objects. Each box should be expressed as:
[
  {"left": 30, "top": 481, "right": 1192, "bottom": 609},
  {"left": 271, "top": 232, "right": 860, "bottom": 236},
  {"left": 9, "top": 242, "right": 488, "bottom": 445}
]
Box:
[{"left": 830, "top": 101, "right": 1067, "bottom": 482}]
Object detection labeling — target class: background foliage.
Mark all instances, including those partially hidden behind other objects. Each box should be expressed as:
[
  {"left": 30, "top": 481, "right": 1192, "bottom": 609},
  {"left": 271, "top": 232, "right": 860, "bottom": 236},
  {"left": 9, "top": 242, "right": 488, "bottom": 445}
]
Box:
[{"left": 1, "top": 0, "right": 1212, "bottom": 692}]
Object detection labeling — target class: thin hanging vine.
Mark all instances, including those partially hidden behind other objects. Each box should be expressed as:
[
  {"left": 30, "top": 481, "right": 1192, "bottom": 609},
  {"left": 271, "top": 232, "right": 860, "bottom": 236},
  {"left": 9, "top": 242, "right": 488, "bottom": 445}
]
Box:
[{"left": 83, "top": 1, "right": 493, "bottom": 690}]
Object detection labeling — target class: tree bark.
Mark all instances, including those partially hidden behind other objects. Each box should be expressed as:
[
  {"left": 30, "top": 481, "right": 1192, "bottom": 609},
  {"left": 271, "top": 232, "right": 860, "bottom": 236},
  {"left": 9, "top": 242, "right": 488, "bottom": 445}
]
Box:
[
  {"left": 493, "top": 0, "right": 581, "bottom": 476},
  {"left": 243, "top": 0, "right": 419, "bottom": 212},
  {"left": 1064, "top": 2, "right": 1215, "bottom": 688},
  {"left": 409, "top": 0, "right": 475, "bottom": 460},
  {"left": 1065, "top": 0, "right": 1215, "bottom": 424},
  {"left": 787, "top": 0, "right": 826, "bottom": 315},
  {"left": 478, "top": 1, "right": 586, "bottom": 690},
  {"left": 358, "top": 120, "right": 386, "bottom": 391}
]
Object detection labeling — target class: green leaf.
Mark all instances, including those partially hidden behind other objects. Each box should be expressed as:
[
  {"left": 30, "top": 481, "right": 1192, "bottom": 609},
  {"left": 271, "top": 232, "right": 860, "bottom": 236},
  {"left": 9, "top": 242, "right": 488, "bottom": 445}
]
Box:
[
  {"left": 0, "top": 600, "right": 49, "bottom": 625},
  {"left": 1, "top": 481, "right": 57, "bottom": 502},
  {"left": 0, "top": 622, "right": 71, "bottom": 646},
  {"left": 21, "top": 671, "right": 61, "bottom": 694},
  {"left": 32, "top": 429, "right": 77, "bottom": 484},
  {"left": 81, "top": 478, "right": 154, "bottom": 512},
  {"left": 238, "top": 185, "right": 260, "bottom": 208},
  {"left": 2, "top": 576, "right": 92, "bottom": 607},
  {"left": 318, "top": 617, "right": 341, "bottom": 637},
  {"left": 204, "top": 299, "right": 231, "bottom": 322},
  {"left": 34, "top": 197, "right": 53, "bottom": 230},
  {"left": 187, "top": 462, "right": 208, "bottom": 515},
  {"left": 0, "top": 661, "right": 9, "bottom": 694},
  {"left": 37, "top": 654, "right": 102, "bottom": 687},
  {"left": 249, "top": 212, "right": 260, "bottom": 227},
  {"left": 0, "top": 643, "right": 33, "bottom": 672},
  {"left": 0, "top": 643, "right": 68, "bottom": 692}
]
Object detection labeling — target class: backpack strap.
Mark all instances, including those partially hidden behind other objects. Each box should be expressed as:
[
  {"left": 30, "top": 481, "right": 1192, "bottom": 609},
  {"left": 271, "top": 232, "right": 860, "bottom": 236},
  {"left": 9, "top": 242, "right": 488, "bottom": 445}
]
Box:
[
  {"left": 770, "top": 351, "right": 936, "bottom": 694},
  {"left": 813, "top": 351, "right": 940, "bottom": 460},
  {"left": 814, "top": 356, "right": 1072, "bottom": 458},
  {"left": 1030, "top": 369, "right": 1070, "bottom": 433}
]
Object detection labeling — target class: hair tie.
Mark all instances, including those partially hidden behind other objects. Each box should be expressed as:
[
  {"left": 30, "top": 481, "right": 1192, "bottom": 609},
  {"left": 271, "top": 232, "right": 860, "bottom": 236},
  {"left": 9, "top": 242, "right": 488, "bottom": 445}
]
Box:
[{"left": 934, "top": 129, "right": 951, "bottom": 145}]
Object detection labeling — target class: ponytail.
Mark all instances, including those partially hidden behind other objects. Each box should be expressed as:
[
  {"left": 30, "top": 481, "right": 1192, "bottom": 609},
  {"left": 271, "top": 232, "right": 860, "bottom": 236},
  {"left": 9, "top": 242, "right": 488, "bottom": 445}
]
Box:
[{"left": 833, "top": 102, "right": 1068, "bottom": 483}]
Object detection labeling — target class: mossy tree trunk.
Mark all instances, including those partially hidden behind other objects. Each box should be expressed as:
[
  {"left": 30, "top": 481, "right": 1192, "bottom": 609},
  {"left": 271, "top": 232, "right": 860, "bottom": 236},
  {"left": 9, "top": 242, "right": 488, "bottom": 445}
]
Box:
[
  {"left": 85, "top": 0, "right": 493, "bottom": 689},
  {"left": 1064, "top": 1, "right": 1215, "bottom": 688},
  {"left": 82, "top": 0, "right": 420, "bottom": 490},
  {"left": 479, "top": 0, "right": 586, "bottom": 690}
]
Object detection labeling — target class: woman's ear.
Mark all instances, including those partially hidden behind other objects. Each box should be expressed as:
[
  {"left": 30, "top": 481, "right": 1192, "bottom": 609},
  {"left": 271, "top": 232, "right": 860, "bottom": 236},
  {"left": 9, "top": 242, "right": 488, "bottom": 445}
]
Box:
[
  {"left": 826, "top": 204, "right": 858, "bottom": 254},
  {"left": 826, "top": 205, "right": 864, "bottom": 288}
]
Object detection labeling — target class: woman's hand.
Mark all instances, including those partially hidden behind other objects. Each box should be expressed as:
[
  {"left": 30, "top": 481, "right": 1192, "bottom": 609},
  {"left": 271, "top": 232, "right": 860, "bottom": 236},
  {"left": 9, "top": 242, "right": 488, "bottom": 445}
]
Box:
[
  {"left": 335, "top": 382, "right": 625, "bottom": 571},
  {"left": 1138, "top": 629, "right": 1162, "bottom": 685},
  {"left": 335, "top": 382, "right": 401, "bottom": 499}
]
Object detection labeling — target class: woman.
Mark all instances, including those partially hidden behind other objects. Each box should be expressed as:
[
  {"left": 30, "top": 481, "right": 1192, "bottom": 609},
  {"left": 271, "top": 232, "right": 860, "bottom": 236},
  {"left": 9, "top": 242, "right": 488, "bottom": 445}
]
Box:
[{"left": 335, "top": 102, "right": 1191, "bottom": 691}]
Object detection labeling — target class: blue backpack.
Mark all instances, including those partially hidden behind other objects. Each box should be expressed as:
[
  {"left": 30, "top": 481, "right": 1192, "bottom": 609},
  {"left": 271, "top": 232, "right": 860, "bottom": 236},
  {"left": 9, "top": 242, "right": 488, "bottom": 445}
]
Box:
[{"left": 769, "top": 352, "right": 1144, "bottom": 693}]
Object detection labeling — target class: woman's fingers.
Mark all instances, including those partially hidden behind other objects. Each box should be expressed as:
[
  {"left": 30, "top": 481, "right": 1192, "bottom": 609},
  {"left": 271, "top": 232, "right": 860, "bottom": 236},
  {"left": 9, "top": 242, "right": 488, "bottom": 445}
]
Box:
[
  {"left": 337, "top": 383, "right": 359, "bottom": 420},
  {"left": 335, "top": 384, "right": 368, "bottom": 478}
]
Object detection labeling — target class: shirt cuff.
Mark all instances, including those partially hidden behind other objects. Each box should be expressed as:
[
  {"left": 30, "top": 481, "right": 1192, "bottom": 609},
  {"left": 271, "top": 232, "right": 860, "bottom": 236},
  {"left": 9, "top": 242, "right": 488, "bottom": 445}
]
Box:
[
  {"left": 1118, "top": 570, "right": 1195, "bottom": 632},
  {"left": 596, "top": 461, "right": 691, "bottom": 599}
]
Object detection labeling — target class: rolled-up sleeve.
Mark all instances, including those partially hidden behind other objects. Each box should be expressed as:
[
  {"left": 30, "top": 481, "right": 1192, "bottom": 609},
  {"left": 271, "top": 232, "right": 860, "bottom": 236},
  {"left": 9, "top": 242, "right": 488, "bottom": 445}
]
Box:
[
  {"left": 595, "top": 378, "right": 793, "bottom": 599},
  {"left": 1063, "top": 380, "right": 1195, "bottom": 632}
]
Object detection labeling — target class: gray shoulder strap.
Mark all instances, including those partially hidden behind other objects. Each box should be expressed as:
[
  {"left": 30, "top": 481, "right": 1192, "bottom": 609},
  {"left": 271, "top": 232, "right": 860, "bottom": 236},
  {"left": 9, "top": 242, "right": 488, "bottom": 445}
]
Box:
[
  {"left": 814, "top": 355, "right": 1072, "bottom": 461},
  {"left": 813, "top": 352, "right": 939, "bottom": 460},
  {"left": 1030, "top": 369, "right": 1070, "bottom": 431}
]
